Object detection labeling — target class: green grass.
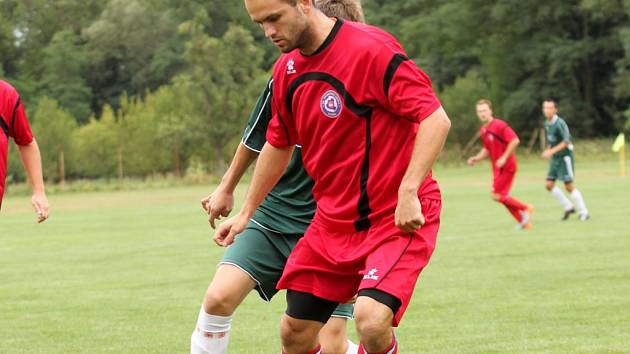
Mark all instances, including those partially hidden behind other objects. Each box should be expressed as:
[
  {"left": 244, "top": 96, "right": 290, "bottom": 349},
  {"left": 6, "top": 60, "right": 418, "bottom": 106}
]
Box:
[{"left": 1, "top": 158, "right": 629, "bottom": 353}]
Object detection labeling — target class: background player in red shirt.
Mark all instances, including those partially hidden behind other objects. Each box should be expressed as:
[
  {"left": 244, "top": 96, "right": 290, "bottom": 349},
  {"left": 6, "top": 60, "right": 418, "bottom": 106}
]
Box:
[
  {"left": 467, "top": 99, "right": 533, "bottom": 229},
  {"left": 215, "top": 1, "right": 451, "bottom": 353},
  {"left": 0, "top": 80, "right": 48, "bottom": 222}
]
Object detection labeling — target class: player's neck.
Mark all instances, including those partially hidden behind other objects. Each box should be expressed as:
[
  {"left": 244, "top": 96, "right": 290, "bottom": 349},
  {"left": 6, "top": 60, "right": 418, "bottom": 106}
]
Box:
[
  {"left": 482, "top": 117, "right": 494, "bottom": 127},
  {"left": 299, "top": 14, "right": 336, "bottom": 56}
]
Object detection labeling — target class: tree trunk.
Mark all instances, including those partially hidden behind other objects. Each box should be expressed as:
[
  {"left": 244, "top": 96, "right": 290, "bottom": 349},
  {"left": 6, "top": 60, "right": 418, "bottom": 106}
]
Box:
[
  {"left": 117, "top": 145, "right": 124, "bottom": 181},
  {"left": 214, "top": 142, "right": 226, "bottom": 176},
  {"left": 526, "top": 128, "right": 539, "bottom": 155},
  {"left": 174, "top": 145, "right": 182, "bottom": 177},
  {"left": 59, "top": 149, "right": 66, "bottom": 186}
]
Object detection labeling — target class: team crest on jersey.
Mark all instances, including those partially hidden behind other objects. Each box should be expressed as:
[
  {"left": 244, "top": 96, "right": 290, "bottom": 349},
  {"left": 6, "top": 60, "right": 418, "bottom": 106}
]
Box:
[
  {"left": 320, "top": 90, "right": 342, "bottom": 118},
  {"left": 286, "top": 59, "right": 296, "bottom": 75}
]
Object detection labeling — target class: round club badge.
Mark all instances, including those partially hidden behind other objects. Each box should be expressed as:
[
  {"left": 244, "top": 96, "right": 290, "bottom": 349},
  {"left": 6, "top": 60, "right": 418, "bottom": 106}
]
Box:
[{"left": 320, "top": 90, "right": 342, "bottom": 118}]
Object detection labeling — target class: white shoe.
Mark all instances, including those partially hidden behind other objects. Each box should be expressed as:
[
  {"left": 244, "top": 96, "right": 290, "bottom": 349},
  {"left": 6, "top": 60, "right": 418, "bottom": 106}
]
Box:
[{"left": 579, "top": 213, "right": 590, "bottom": 221}]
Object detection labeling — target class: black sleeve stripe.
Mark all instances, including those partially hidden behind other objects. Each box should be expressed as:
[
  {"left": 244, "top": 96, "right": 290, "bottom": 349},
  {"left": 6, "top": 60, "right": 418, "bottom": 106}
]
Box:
[
  {"left": 0, "top": 114, "right": 9, "bottom": 138},
  {"left": 10, "top": 97, "right": 21, "bottom": 136},
  {"left": 383, "top": 53, "right": 410, "bottom": 98}
]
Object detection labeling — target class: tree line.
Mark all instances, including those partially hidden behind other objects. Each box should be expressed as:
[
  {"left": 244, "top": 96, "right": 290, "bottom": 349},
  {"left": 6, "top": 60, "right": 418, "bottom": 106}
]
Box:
[{"left": 3, "top": 0, "right": 629, "bottom": 183}]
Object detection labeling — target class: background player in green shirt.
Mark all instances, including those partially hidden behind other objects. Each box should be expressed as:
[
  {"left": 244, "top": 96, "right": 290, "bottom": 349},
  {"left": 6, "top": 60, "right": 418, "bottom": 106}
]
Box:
[
  {"left": 541, "top": 99, "right": 590, "bottom": 221},
  {"left": 190, "top": 2, "right": 364, "bottom": 353}
]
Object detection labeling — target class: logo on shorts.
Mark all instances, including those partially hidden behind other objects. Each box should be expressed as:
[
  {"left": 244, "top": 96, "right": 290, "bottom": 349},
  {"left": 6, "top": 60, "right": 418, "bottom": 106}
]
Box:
[
  {"left": 320, "top": 90, "right": 342, "bottom": 119},
  {"left": 363, "top": 268, "right": 379, "bottom": 281}
]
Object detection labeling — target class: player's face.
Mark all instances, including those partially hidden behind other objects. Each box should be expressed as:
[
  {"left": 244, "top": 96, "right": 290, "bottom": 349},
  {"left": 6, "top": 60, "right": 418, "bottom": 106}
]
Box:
[
  {"left": 476, "top": 104, "right": 492, "bottom": 123},
  {"left": 245, "top": 0, "right": 309, "bottom": 53},
  {"left": 542, "top": 101, "right": 557, "bottom": 119}
]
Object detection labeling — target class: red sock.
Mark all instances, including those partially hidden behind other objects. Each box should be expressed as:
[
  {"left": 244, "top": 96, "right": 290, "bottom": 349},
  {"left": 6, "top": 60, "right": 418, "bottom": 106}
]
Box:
[
  {"left": 500, "top": 195, "right": 528, "bottom": 211},
  {"left": 359, "top": 335, "right": 397, "bottom": 354},
  {"left": 504, "top": 204, "right": 523, "bottom": 222},
  {"left": 282, "top": 344, "right": 321, "bottom": 354}
]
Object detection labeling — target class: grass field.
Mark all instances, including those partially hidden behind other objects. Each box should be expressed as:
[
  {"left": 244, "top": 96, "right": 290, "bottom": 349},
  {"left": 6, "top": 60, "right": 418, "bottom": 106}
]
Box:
[{"left": 1, "top": 158, "right": 629, "bottom": 353}]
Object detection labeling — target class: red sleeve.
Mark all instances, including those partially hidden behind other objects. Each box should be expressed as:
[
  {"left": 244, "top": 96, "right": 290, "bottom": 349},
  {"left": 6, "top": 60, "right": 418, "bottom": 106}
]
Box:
[
  {"left": 501, "top": 122, "right": 518, "bottom": 143},
  {"left": 376, "top": 52, "right": 442, "bottom": 123},
  {"left": 10, "top": 98, "right": 34, "bottom": 146},
  {"left": 265, "top": 68, "right": 298, "bottom": 148}
]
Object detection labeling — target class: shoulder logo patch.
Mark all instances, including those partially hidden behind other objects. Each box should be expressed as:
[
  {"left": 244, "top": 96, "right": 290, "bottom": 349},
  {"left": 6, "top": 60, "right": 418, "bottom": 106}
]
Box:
[{"left": 320, "top": 90, "right": 342, "bottom": 119}]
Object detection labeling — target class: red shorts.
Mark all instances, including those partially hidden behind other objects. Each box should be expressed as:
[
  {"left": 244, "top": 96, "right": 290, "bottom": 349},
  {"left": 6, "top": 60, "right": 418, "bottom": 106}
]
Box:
[
  {"left": 277, "top": 199, "right": 442, "bottom": 326},
  {"left": 492, "top": 168, "right": 516, "bottom": 196}
]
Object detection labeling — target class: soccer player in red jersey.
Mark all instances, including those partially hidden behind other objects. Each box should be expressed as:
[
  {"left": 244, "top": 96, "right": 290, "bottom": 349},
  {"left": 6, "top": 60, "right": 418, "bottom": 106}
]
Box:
[
  {"left": 214, "top": 1, "right": 451, "bottom": 353},
  {"left": 467, "top": 99, "right": 533, "bottom": 229},
  {"left": 0, "top": 80, "right": 48, "bottom": 222}
]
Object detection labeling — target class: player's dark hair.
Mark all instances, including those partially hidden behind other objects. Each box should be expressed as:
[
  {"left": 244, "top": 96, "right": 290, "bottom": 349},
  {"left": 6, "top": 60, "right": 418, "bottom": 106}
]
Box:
[{"left": 543, "top": 98, "right": 558, "bottom": 108}]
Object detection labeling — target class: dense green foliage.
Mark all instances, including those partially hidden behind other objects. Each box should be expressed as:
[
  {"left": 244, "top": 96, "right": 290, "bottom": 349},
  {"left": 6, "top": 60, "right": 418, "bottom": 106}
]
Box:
[{"left": 2, "top": 0, "right": 629, "bottom": 182}]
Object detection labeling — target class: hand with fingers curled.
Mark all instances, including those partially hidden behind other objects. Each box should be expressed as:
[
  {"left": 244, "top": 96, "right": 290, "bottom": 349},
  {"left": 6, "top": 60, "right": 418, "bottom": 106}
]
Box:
[
  {"left": 213, "top": 213, "right": 250, "bottom": 247},
  {"left": 31, "top": 192, "right": 49, "bottom": 223},
  {"left": 394, "top": 190, "right": 425, "bottom": 233},
  {"left": 201, "top": 186, "right": 234, "bottom": 229}
]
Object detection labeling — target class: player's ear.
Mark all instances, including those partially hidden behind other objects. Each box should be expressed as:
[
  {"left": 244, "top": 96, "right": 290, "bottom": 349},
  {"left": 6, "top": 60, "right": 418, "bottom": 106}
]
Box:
[{"left": 297, "top": 0, "right": 314, "bottom": 13}]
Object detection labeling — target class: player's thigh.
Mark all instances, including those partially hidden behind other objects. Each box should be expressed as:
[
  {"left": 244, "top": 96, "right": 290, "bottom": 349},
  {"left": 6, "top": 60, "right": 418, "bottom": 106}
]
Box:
[
  {"left": 359, "top": 199, "right": 441, "bottom": 326},
  {"left": 493, "top": 169, "right": 515, "bottom": 196},
  {"left": 204, "top": 264, "right": 256, "bottom": 314},
  {"left": 278, "top": 225, "right": 363, "bottom": 303},
  {"left": 560, "top": 155, "right": 575, "bottom": 183},
  {"left": 547, "top": 158, "right": 562, "bottom": 182},
  {"left": 221, "top": 221, "right": 301, "bottom": 301}
]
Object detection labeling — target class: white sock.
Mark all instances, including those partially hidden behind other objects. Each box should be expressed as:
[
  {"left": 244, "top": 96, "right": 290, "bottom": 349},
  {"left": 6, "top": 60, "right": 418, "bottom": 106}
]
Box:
[
  {"left": 550, "top": 186, "right": 573, "bottom": 211},
  {"left": 190, "top": 306, "right": 232, "bottom": 354},
  {"left": 570, "top": 189, "right": 588, "bottom": 216},
  {"left": 346, "top": 340, "right": 359, "bottom": 354}
]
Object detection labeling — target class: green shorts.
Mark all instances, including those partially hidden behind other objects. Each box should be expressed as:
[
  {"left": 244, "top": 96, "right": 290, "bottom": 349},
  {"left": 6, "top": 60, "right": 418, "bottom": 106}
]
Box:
[
  {"left": 220, "top": 220, "right": 354, "bottom": 319},
  {"left": 547, "top": 155, "right": 575, "bottom": 183}
]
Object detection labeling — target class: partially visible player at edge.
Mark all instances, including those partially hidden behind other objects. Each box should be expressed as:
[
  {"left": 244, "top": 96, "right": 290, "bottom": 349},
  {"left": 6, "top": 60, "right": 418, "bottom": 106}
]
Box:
[
  {"left": 190, "top": 1, "right": 365, "bottom": 354},
  {"left": 0, "top": 80, "right": 49, "bottom": 222},
  {"left": 541, "top": 99, "right": 590, "bottom": 221},
  {"left": 467, "top": 99, "right": 533, "bottom": 229},
  {"left": 216, "top": 0, "right": 451, "bottom": 353}
]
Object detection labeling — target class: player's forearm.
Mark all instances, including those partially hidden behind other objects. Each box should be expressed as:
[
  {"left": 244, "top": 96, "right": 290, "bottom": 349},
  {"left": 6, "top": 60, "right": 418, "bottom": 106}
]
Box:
[
  {"left": 399, "top": 107, "right": 450, "bottom": 194},
  {"left": 219, "top": 143, "right": 259, "bottom": 193},
  {"left": 238, "top": 142, "right": 293, "bottom": 218},
  {"left": 17, "top": 140, "right": 46, "bottom": 195},
  {"left": 475, "top": 148, "right": 488, "bottom": 161},
  {"left": 501, "top": 139, "right": 520, "bottom": 160},
  {"left": 549, "top": 141, "right": 569, "bottom": 154}
]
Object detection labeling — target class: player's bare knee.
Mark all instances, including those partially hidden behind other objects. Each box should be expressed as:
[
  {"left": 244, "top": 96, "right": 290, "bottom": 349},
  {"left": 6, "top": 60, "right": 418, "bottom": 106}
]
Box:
[
  {"left": 280, "top": 315, "right": 320, "bottom": 350},
  {"left": 564, "top": 182, "right": 574, "bottom": 192},
  {"left": 203, "top": 289, "right": 236, "bottom": 316},
  {"left": 280, "top": 315, "right": 307, "bottom": 339},
  {"left": 491, "top": 193, "right": 501, "bottom": 201},
  {"left": 354, "top": 307, "right": 391, "bottom": 341},
  {"left": 545, "top": 181, "right": 554, "bottom": 191}
]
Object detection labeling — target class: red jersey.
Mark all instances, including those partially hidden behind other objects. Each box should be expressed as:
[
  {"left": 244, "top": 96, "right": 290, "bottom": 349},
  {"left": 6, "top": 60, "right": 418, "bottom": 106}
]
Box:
[
  {"left": 267, "top": 20, "right": 442, "bottom": 232},
  {"left": 479, "top": 118, "right": 518, "bottom": 172},
  {"left": 1, "top": 80, "right": 34, "bottom": 208}
]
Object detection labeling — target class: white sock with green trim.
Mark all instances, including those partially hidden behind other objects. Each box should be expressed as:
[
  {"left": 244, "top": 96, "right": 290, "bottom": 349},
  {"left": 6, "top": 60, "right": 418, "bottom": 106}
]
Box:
[
  {"left": 190, "top": 306, "right": 232, "bottom": 354},
  {"left": 570, "top": 189, "right": 588, "bottom": 216},
  {"left": 550, "top": 186, "right": 573, "bottom": 211}
]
